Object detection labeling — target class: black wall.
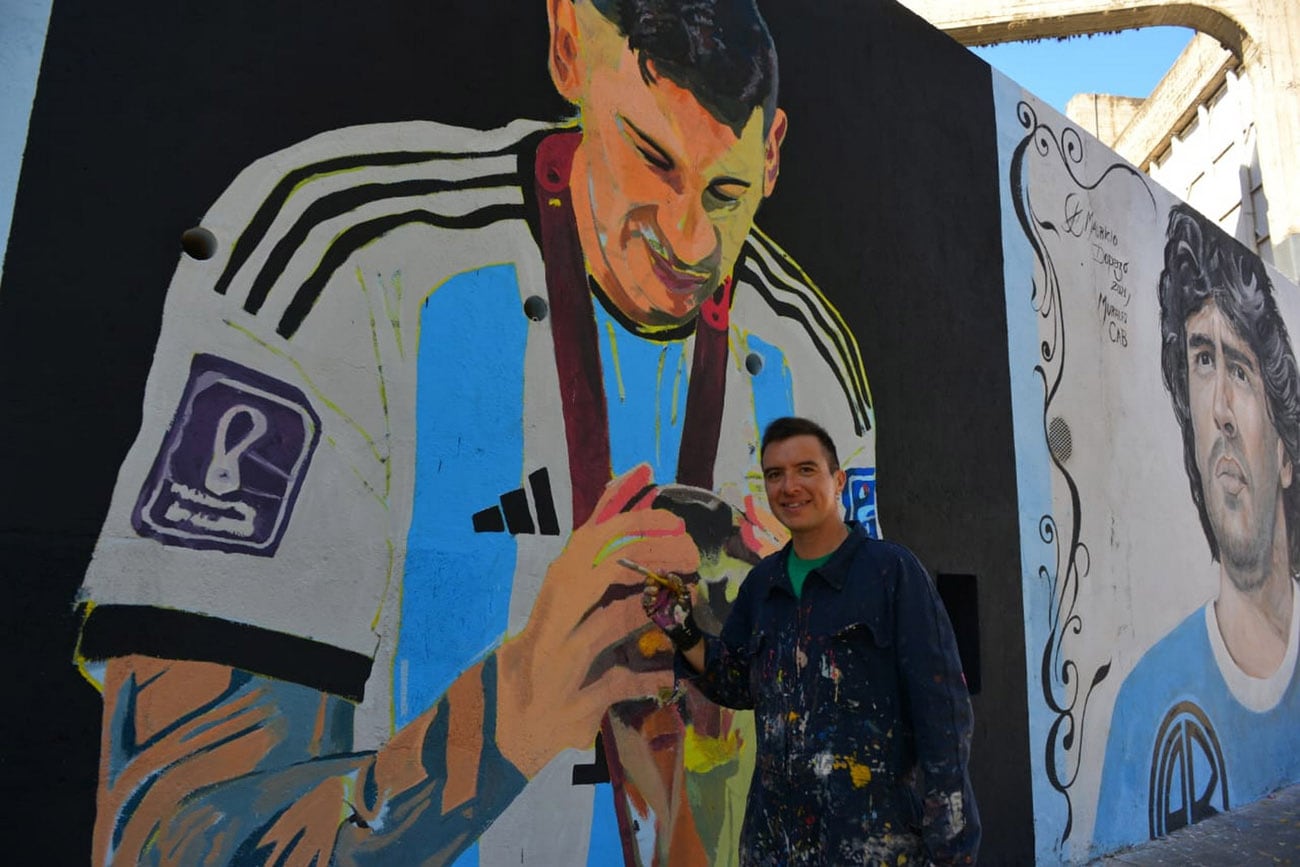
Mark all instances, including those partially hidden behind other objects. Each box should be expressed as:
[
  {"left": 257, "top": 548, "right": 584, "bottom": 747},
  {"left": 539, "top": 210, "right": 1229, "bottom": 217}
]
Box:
[
  {"left": 0, "top": 0, "right": 1030, "bottom": 861},
  {"left": 760, "top": 4, "right": 1029, "bottom": 859}
]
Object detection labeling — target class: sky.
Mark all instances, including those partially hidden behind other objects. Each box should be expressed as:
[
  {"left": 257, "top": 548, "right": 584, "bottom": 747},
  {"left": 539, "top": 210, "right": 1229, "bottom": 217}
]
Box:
[
  {"left": 970, "top": 26, "right": 1197, "bottom": 115},
  {"left": 0, "top": 0, "right": 53, "bottom": 283}
]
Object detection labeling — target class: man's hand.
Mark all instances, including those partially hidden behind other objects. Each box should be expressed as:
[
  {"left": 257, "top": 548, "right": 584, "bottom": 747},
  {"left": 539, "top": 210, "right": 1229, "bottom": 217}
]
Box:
[
  {"left": 641, "top": 573, "right": 702, "bottom": 651},
  {"left": 495, "top": 464, "right": 699, "bottom": 777}
]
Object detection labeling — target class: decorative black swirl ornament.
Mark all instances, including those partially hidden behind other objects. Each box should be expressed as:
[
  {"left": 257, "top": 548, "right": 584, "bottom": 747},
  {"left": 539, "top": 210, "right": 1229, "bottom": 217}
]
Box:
[{"left": 1009, "top": 100, "right": 1154, "bottom": 843}]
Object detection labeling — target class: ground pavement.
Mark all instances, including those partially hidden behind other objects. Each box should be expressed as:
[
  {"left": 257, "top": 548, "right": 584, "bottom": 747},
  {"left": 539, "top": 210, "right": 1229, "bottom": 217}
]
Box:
[{"left": 1090, "top": 784, "right": 1300, "bottom": 865}]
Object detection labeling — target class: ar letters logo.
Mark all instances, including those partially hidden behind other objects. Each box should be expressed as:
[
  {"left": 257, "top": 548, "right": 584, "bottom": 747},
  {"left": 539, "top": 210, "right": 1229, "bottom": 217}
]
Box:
[
  {"left": 132, "top": 354, "right": 321, "bottom": 555},
  {"left": 1148, "top": 700, "right": 1229, "bottom": 839}
]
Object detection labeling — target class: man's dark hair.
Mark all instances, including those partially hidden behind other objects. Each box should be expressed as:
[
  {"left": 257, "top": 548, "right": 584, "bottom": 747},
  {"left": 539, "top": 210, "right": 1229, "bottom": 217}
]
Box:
[
  {"left": 1159, "top": 202, "right": 1300, "bottom": 571},
  {"left": 760, "top": 416, "right": 839, "bottom": 472},
  {"left": 590, "top": 0, "right": 778, "bottom": 137}
]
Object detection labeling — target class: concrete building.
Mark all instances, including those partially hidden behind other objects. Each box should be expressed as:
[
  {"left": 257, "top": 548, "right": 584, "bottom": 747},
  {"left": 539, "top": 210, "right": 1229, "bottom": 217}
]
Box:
[{"left": 898, "top": 0, "right": 1300, "bottom": 280}]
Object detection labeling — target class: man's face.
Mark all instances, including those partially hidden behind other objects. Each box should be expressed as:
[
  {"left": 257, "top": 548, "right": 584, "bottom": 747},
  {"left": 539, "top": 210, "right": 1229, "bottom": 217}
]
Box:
[
  {"left": 761, "top": 434, "right": 846, "bottom": 537},
  {"left": 1186, "top": 299, "right": 1293, "bottom": 581},
  {"left": 553, "top": 2, "right": 784, "bottom": 327}
]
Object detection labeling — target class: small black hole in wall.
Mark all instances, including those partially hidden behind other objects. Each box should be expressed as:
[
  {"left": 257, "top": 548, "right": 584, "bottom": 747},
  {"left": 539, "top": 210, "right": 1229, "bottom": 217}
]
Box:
[
  {"left": 936, "top": 573, "right": 981, "bottom": 696},
  {"left": 523, "top": 295, "right": 549, "bottom": 321},
  {"left": 1048, "top": 416, "right": 1073, "bottom": 464},
  {"left": 744, "top": 352, "right": 764, "bottom": 375},
  {"left": 180, "top": 226, "right": 218, "bottom": 260}
]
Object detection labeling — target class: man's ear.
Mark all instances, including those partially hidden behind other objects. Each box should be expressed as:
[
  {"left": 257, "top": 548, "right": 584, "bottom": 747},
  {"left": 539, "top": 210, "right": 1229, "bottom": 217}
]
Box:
[
  {"left": 548, "top": 0, "right": 583, "bottom": 102},
  {"left": 1280, "top": 439, "right": 1292, "bottom": 489},
  {"left": 763, "top": 108, "right": 788, "bottom": 198}
]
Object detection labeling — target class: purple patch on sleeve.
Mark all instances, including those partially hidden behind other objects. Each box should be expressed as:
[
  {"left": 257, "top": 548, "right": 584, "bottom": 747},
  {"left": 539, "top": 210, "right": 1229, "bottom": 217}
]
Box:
[
  {"left": 131, "top": 354, "right": 321, "bottom": 555},
  {"left": 842, "top": 467, "right": 879, "bottom": 539}
]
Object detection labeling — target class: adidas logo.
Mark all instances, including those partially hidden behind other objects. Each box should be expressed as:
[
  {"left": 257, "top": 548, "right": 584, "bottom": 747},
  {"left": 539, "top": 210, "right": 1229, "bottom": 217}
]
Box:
[{"left": 472, "top": 467, "right": 560, "bottom": 535}]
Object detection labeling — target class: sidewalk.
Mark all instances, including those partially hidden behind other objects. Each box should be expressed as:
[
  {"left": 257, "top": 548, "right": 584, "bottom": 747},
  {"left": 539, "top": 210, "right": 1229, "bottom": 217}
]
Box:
[{"left": 1091, "top": 784, "right": 1300, "bottom": 865}]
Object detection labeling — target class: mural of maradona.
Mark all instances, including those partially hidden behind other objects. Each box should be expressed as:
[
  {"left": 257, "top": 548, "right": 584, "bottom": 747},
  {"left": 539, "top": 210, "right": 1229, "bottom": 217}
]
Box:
[
  {"left": 1095, "top": 203, "right": 1300, "bottom": 846},
  {"left": 995, "top": 77, "right": 1300, "bottom": 863},
  {"left": 73, "top": 0, "right": 876, "bottom": 865}
]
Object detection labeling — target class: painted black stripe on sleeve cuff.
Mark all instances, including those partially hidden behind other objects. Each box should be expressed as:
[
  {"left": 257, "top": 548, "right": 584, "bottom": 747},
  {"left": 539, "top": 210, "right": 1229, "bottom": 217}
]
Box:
[{"left": 78, "top": 604, "right": 374, "bottom": 702}]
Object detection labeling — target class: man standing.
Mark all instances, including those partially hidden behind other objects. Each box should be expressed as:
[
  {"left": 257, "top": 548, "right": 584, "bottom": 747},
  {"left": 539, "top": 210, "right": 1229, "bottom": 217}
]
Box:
[
  {"left": 75, "top": 1, "right": 875, "bottom": 864},
  {"left": 644, "top": 417, "right": 978, "bottom": 865},
  {"left": 1096, "top": 204, "right": 1300, "bottom": 845}
]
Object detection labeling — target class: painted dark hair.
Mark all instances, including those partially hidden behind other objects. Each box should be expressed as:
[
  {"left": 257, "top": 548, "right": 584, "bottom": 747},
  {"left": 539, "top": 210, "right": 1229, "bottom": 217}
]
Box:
[
  {"left": 1158, "top": 203, "right": 1300, "bottom": 570},
  {"left": 590, "top": 0, "right": 778, "bottom": 137},
  {"left": 760, "top": 416, "right": 840, "bottom": 472}
]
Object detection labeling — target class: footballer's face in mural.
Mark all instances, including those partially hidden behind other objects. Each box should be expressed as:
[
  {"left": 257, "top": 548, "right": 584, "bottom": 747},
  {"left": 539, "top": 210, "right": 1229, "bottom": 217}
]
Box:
[
  {"left": 1186, "top": 299, "right": 1294, "bottom": 584},
  {"left": 551, "top": 0, "right": 787, "bottom": 327}
]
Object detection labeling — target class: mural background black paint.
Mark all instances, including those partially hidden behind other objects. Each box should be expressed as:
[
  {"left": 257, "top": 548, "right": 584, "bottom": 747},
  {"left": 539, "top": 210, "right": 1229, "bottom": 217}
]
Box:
[
  {"left": 760, "top": 3, "right": 1028, "bottom": 859},
  {"left": 0, "top": 0, "right": 1030, "bottom": 861}
]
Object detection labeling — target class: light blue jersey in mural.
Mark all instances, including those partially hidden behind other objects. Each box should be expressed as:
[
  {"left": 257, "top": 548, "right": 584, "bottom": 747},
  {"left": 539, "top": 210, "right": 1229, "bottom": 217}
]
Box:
[
  {"left": 398, "top": 263, "right": 808, "bottom": 866},
  {"left": 1094, "top": 586, "right": 1300, "bottom": 854}
]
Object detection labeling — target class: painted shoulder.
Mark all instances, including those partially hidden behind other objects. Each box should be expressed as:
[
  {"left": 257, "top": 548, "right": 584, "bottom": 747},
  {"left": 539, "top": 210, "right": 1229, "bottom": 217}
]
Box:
[
  {"left": 195, "top": 119, "right": 554, "bottom": 336},
  {"left": 1117, "top": 606, "right": 1210, "bottom": 699},
  {"left": 1093, "top": 606, "right": 1216, "bottom": 852},
  {"left": 1100, "top": 607, "right": 1212, "bottom": 779},
  {"left": 733, "top": 228, "right": 875, "bottom": 438}
]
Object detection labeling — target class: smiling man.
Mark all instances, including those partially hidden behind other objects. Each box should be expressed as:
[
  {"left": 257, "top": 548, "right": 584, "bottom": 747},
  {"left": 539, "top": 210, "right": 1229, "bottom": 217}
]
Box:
[
  {"left": 74, "top": 1, "right": 877, "bottom": 864},
  {"left": 1096, "top": 204, "right": 1300, "bottom": 848},
  {"left": 644, "top": 417, "right": 979, "bottom": 865}
]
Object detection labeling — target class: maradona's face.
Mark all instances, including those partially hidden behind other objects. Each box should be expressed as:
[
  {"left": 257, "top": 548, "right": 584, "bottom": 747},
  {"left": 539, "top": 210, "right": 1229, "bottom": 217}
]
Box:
[
  {"left": 554, "top": 3, "right": 785, "bottom": 327},
  {"left": 1186, "top": 300, "right": 1292, "bottom": 581}
]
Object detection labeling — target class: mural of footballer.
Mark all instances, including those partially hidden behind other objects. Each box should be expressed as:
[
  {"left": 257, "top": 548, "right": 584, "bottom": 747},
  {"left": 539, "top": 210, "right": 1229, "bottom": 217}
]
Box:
[
  {"left": 73, "top": 0, "right": 877, "bottom": 865},
  {"left": 1095, "top": 203, "right": 1300, "bottom": 851}
]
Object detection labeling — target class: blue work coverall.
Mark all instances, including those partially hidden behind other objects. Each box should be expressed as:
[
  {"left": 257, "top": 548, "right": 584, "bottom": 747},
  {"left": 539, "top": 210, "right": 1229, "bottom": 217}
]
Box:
[{"left": 682, "top": 522, "right": 980, "bottom": 865}]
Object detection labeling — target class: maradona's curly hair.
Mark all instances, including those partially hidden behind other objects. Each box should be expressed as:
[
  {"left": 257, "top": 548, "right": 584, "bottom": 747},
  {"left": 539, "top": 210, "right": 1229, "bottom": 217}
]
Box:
[{"left": 1159, "top": 203, "right": 1300, "bottom": 570}]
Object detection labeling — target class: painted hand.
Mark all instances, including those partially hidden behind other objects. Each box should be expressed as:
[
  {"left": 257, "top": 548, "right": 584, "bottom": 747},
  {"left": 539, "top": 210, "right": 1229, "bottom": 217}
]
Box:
[{"left": 494, "top": 464, "right": 699, "bottom": 777}]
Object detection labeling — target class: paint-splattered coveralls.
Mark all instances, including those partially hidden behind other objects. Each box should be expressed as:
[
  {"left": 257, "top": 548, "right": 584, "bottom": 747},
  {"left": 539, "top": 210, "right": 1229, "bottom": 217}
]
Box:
[{"left": 683, "top": 522, "right": 980, "bottom": 865}]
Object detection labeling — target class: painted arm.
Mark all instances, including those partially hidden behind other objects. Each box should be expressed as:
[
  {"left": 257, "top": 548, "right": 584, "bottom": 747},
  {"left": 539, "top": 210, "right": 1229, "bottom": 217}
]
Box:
[
  {"left": 93, "top": 652, "right": 524, "bottom": 867},
  {"left": 894, "top": 550, "right": 981, "bottom": 866},
  {"left": 92, "top": 466, "right": 698, "bottom": 866}
]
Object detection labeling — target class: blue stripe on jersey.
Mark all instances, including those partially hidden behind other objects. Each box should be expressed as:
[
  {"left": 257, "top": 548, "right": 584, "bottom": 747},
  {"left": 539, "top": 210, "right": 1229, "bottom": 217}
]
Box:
[
  {"left": 594, "top": 301, "right": 691, "bottom": 481},
  {"left": 742, "top": 333, "right": 795, "bottom": 441},
  {"left": 397, "top": 264, "right": 525, "bottom": 729},
  {"left": 587, "top": 783, "right": 629, "bottom": 866}
]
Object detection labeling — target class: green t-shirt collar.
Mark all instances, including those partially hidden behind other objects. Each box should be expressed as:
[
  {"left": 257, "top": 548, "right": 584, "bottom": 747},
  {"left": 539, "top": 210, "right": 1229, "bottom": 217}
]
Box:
[{"left": 787, "top": 548, "right": 835, "bottom": 599}]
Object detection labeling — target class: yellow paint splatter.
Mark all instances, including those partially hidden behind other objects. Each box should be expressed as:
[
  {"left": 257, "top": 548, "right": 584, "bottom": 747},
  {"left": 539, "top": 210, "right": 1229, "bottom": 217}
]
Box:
[
  {"left": 829, "top": 755, "right": 873, "bottom": 788},
  {"left": 683, "top": 724, "right": 743, "bottom": 775},
  {"left": 638, "top": 629, "right": 673, "bottom": 658},
  {"left": 603, "top": 319, "right": 627, "bottom": 403},
  {"left": 788, "top": 711, "right": 800, "bottom": 723}
]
